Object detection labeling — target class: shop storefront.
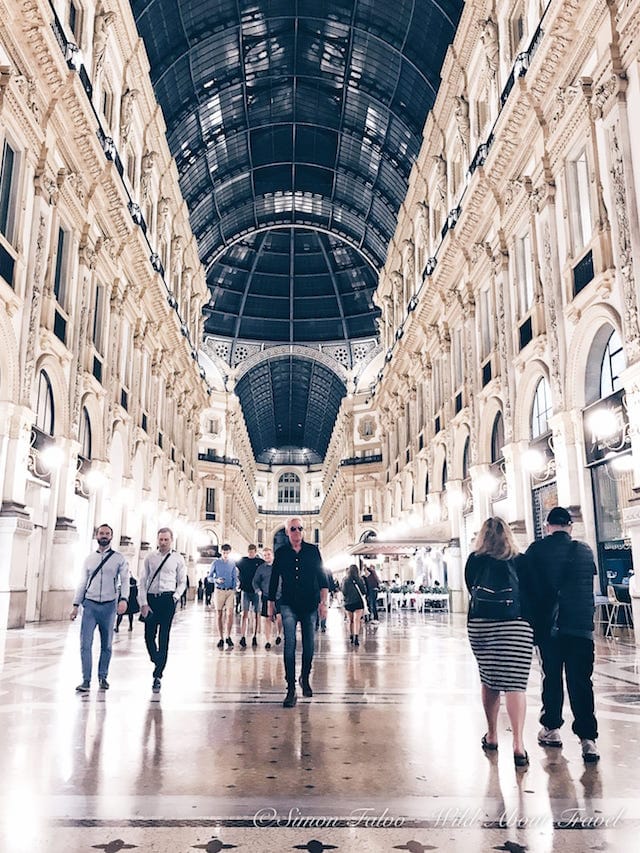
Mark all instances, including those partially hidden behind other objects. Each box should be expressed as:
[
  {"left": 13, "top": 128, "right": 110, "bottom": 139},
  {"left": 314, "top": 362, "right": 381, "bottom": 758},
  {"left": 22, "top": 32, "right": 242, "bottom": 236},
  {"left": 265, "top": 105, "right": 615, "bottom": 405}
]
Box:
[{"left": 583, "top": 390, "right": 634, "bottom": 593}]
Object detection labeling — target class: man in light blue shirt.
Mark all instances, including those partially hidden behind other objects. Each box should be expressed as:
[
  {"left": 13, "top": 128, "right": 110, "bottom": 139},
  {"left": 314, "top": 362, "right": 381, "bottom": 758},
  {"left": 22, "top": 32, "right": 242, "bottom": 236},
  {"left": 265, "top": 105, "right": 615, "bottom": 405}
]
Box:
[
  {"left": 70, "top": 523, "right": 129, "bottom": 692},
  {"left": 208, "top": 544, "right": 237, "bottom": 649}
]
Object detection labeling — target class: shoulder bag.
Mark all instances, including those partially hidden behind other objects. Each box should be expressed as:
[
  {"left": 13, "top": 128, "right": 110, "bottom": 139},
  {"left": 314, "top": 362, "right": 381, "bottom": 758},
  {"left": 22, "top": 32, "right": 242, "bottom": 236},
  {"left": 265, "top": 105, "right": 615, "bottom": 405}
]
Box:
[
  {"left": 139, "top": 552, "right": 173, "bottom": 621},
  {"left": 353, "top": 579, "right": 369, "bottom": 616},
  {"left": 83, "top": 550, "right": 115, "bottom": 602}
]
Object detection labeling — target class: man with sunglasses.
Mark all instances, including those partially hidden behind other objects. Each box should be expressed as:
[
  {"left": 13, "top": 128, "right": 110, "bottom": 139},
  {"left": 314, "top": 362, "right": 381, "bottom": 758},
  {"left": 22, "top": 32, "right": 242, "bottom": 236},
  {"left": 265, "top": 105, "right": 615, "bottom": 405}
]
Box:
[{"left": 268, "top": 517, "right": 328, "bottom": 707}]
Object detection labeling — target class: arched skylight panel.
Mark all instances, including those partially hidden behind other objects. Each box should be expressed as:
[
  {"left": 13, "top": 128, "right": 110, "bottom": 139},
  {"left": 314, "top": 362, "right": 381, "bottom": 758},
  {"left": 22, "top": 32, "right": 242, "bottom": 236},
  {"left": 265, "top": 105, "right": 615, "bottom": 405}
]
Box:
[
  {"left": 245, "top": 293, "right": 291, "bottom": 320},
  {"left": 600, "top": 329, "right": 626, "bottom": 398},
  {"left": 355, "top": 0, "right": 415, "bottom": 44},
  {"left": 294, "top": 126, "right": 339, "bottom": 169},
  {"left": 294, "top": 79, "right": 343, "bottom": 127},
  {"left": 250, "top": 125, "right": 294, "bottom": 166},
  {"left": 207, "top": 133, "right": 249, "bottom": 177},
  {"left": 334, "top": 171, "right": 373, "bottom": 208},
  {"left": 247, "top": 80, "right": 295, "bottom": 124},
  {"left": 338, "top": 133, "right": 382, "bottom": 178},
  {"left": 343, "top": 93, "right": 389, "bottom": 143},
  {"left": 374, "top": 158, "right": 410, "bottom": 205},
  {"left": 190, "top": 32, "right": 242, "bottom": 87},
  {"left": 215, "top": 174, "right": 254, "bottom": 215},
  {"left": 351, "top": 35, "right": 403, "bottom": 104},
  {"left": 370, "top": 195, "right": 399, "bottom": 242},
  {"left": 154, "top": 61, "right": 199, "bottom": 126},
  {"left": 219, "top": 200, "right": 261, "bottom": 240},
  {"left": 392, "top": 60, "right": 435, "bottom": 131}
]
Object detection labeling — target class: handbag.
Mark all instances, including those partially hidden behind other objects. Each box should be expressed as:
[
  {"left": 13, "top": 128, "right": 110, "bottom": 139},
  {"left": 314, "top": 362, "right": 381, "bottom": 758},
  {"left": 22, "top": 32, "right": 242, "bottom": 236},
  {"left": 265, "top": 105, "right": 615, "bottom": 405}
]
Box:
[
  {"left": 139, "top": 552, "right": 173, "bottom": 621},
  {"left": 353, "top": 580, "right": 369, "bottom": 616}
]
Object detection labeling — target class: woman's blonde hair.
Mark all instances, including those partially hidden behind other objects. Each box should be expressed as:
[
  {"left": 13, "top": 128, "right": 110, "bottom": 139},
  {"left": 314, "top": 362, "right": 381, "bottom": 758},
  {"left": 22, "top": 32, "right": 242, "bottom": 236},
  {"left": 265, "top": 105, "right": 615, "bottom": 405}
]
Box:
[{"left": 474, "top": 516, "right": 520, "bottom": 560}]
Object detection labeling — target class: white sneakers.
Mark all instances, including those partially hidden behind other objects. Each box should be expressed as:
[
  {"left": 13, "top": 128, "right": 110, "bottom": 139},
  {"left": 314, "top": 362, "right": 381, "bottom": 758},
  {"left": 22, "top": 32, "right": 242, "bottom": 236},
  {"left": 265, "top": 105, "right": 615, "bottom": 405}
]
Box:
[
  {"left": 537, "top": 727, "right": 563, "bottom": 747},
  {"left": 581, "top": 739, "right": 600, "bottom": 763},
  {"left": 538, "top": 728, "right": 600, "bottom": 762}
]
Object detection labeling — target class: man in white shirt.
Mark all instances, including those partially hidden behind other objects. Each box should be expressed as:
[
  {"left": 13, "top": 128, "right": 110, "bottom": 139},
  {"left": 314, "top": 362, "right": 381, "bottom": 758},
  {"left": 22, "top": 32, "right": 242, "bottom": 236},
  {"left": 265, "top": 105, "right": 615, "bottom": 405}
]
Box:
[
  {"left": 70, "top": 523, "right": 129, "bottom": 692},
  {"left": 138, "top": 527, "right": 187, "bottom": 693}
]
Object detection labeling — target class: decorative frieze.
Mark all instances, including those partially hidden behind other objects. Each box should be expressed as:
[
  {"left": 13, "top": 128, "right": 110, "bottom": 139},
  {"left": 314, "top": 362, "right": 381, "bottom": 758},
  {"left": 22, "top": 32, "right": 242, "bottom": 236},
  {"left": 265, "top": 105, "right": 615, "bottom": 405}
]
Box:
[{"left": 609, "top": 123, "right": 640, "bottom": 362}]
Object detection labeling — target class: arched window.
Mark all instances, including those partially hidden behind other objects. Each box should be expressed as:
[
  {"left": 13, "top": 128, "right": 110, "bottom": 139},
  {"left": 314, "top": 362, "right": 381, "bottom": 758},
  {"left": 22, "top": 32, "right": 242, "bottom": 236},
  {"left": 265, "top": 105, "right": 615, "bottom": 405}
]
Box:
[
  {"left": 36, "top": 371, "right": 54, "bottom": 436},
  {"left": 441, "top": 459, "right": 448, "bottom": 489},
  {"left": 600, "top": 329, "right": 625, "bottom": 398},
  {"left": 79, "top": 407, "right": 92, "bottom": 459},
  {"left": 531, "top": 377, "right": 552, "bottom": 439},
  {"left": 278, "top": 472, "right": 300, "bottom": 506},
  {"left": 462, "top": 436, "right": 470, "bottom": 480},
  {"left": 424, "top": 472, "right": 429, "bottom": 498},
  {"left": 490, "top": 412, "right": 504, "bottom": 463}
]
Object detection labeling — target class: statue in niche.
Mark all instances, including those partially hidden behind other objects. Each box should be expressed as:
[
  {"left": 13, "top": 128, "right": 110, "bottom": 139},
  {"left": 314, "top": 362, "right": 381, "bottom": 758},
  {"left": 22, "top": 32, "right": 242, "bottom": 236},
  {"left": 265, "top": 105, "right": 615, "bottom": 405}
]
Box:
[
  {"left": 140, "top": 150, "right": 157, "bottom": 202},
  {"left": 433, "top": 153, "right": 448, "bottom": 206},
  {"left": 403, "top": 239, "right": 415, "bottom": 291},
  {"left": 454, "top": 95, "right": 470, "bottom": 159},
  {"left": 93, "top": 4, "right": 116, "bottom": 78},
  {"left": 480, "top": 17, "right": 500, "bottom": 79},
  {"left": 120, "top": 88, "right": 138, "bottom": 146},
  {"left": 416, "top": 201, "right": 430, "bottom": 250}
]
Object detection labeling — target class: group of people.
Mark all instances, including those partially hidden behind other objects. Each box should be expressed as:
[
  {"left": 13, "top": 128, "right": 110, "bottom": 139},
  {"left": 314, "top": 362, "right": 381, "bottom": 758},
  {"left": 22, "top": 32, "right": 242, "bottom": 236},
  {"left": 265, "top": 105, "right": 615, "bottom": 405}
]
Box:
[
  {"left": 71, "top": 524, "right": 187, "bottom": 694},
  {"left": 71, "top": 506, "right": 605, "bottom": 738},
  {"left": 465, "top": 506, "right": 600, "bottom": 768}
]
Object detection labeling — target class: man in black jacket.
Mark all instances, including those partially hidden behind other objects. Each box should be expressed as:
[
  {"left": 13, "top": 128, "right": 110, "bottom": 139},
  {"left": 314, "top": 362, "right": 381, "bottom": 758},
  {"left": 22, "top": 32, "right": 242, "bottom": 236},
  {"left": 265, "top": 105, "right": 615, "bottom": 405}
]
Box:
[
  {"left": 525, "top": 506, "right": 599, "bottom": 762},
  {"left": 268, "top": 517, "right": 328, "bottom": 707}
]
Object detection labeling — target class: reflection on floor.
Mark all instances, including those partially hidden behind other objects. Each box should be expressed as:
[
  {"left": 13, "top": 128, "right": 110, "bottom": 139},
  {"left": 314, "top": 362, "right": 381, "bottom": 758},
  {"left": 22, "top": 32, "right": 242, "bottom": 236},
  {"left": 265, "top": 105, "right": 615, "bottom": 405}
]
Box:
[{"left": 0, "top": 602, "right": 638, "bottom": 852}]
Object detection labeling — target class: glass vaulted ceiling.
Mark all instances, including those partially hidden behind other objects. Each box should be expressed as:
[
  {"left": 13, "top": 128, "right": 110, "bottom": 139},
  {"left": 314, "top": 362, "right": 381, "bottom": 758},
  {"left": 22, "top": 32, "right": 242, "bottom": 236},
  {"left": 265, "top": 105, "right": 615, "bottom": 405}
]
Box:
[{"left": 132, "top": 0, "right": 463, "bottom": 462}]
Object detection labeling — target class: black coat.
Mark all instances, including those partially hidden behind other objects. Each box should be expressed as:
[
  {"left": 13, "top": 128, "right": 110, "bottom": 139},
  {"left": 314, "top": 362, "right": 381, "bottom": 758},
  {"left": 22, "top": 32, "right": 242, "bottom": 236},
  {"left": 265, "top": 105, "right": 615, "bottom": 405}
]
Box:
[
  {"left": 127, "top": 578, "right": 140, "bottom": 615},
  {"left": 524, "top": 531, "right": 596, "bottom": 641}
]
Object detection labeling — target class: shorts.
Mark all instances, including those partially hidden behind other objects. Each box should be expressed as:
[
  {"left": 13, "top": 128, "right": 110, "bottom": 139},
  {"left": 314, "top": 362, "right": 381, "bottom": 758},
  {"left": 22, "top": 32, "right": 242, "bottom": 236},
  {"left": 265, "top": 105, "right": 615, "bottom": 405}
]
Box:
[
  {"left": 241, "top": 590, "right": 259, "bottom": 612},
  {"left": 213, "top": 588, "right": 235, "bottom": 613},
  {"left": 260, "top": 595, "right": 281, "bottom": 618}
]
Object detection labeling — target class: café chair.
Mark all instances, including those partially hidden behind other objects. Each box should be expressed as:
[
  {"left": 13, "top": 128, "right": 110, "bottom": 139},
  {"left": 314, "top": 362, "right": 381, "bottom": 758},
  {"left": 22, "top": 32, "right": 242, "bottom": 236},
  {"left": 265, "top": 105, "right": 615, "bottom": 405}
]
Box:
[{"left": 606, "top": 585, "right": 634, "bottom": 638}]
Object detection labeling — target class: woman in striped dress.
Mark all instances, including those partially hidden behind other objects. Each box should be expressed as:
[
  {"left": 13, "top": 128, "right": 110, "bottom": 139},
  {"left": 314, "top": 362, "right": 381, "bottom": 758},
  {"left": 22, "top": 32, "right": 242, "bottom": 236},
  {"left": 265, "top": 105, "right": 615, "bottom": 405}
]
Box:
[{"left": 465, "top": 517, "right": 534, "bottom": 767}]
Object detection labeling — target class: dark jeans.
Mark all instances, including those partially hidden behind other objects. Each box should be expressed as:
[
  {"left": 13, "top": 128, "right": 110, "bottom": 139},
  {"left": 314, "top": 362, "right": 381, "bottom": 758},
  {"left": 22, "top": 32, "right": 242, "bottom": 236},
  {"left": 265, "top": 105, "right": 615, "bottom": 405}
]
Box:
[
  {"left": 538, "top": 634, "right": 598, "bottom": 740},
  {"left": 145, "top": 593, "right": 176, "bottom": 679},
  {"left": 367, "top": 588, "right": 379, "bottom": 620},
  {"left": 280, "top": 604, "right": 315, "bottom": 688}
]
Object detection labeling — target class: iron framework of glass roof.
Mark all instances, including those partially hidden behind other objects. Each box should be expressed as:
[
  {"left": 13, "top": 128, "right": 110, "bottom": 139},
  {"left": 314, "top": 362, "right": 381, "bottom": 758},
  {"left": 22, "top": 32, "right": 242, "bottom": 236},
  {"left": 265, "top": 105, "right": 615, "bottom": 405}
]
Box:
[{"left": 132, "top": 0, "right": 463, "bottom": 461}]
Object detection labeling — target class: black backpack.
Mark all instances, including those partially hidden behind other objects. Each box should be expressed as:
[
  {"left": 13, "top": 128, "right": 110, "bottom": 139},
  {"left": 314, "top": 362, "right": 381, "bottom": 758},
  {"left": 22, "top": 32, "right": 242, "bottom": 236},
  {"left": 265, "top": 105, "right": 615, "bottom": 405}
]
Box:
[{"left": 469, "top": 555, "right": 521, "bottom": 621}]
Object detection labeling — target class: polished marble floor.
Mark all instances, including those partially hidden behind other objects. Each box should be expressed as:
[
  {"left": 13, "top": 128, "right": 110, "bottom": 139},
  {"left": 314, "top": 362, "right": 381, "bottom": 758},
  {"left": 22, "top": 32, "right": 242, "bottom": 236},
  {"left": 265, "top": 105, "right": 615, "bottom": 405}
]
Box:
[{"left": 1, "top": 601, "right": 639, "bottom": 852}]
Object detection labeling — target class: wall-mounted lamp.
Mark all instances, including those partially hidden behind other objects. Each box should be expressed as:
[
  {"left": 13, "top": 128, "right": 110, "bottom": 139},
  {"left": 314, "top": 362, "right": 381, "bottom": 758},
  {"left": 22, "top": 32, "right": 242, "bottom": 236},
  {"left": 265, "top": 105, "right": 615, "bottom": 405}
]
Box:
[
  {"left": 150, "top": 253, "right": 164, "bottom": 274},
  {"left": 447, "top": 206, "right": 461, "bottom": 230},
  {"left": 65, "top": 42, "right": 82, "bottom": 70},
  {"left": 385, "top": 348, "right": 393, "bottom": 363},
  {"left": 408, "top": 295, "right": 419, "bottom": 312},
  {"left": 128, "top": 201, "right": 143, "bottom": 225},
  {"left": 425, "top": 257, "right": 437, "bottom": 276}
]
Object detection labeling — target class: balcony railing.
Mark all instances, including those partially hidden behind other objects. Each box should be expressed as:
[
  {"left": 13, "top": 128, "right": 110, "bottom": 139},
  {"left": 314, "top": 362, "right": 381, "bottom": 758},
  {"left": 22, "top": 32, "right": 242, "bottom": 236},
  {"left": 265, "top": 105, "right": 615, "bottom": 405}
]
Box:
[
  {"left": 198, "top": 449, "right": 240, "bottom": 465},
  {"left": 340, "top": 454, "right": 383, "bottom": 467}
]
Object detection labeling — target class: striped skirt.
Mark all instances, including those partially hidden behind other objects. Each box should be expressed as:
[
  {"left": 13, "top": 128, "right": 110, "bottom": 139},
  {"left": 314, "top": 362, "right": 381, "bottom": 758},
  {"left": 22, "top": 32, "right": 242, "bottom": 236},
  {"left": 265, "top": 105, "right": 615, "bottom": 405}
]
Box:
[{"left": 468, "top": 619, "right": 533, "bottom": 692}]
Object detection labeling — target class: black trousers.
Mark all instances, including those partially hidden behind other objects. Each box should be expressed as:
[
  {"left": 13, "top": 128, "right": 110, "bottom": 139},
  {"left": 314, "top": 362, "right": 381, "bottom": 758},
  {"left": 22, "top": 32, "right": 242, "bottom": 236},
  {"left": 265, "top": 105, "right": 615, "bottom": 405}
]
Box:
[
  {"left": 537, "top": 634, "right": 598, "bottom": 740},
  {"left": 145, "top": 593, "right": 176, "bottom": 679}
]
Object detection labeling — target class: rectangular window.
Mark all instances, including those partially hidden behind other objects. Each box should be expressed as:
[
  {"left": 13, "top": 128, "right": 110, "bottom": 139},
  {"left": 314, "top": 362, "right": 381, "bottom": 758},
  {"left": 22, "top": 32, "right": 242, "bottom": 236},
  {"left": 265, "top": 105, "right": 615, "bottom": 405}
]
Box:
[
  {"left": 68, "top": 1, "right": 80, "bottom": 41},
  {"left": 0, "top": 140, "right": 17, "bottom": 242},
  {"left": 453, "top": 328, "right": 464, "bottom": 389},
  {"left": 480, "top": 288, "right": 493, "bottom": 359},
  {"left": 101, "top": 84, "right": 113, "bottom": 127},
  {"left": 119, "top": 318, "right": 132, "bottom": 390},
  {"left": 433, "top": 359, "right": 443, "bottom": 411},
  {"left": 140, "top": 350, "right": 149, "bottom": 413},
  {"left": 567, "top": 150, "right": 593, "bottom": 253},
  {"left": 53, "top": 227, "right": 69, "bottom": 309},
  {"left": 515, "top": 231, "right": 535, "bottom": 316},
  {"left": 205, "top": 487, "right": 216, "bottom": 520},
  {"left": 92, "top": 284, "right": 106, "bottom": 354}
]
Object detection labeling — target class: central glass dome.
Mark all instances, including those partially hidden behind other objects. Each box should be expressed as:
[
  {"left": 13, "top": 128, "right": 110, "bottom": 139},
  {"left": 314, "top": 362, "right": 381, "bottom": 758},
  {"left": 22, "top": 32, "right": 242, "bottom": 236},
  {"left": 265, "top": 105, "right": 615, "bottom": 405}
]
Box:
[{"left": 204, "top": 227, "right": 379, "bottom": 345}]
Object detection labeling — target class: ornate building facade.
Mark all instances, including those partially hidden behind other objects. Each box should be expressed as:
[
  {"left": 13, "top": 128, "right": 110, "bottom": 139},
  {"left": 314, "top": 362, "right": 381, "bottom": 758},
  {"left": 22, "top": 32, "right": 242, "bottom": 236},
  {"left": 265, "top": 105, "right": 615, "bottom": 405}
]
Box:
[
  {"left": 0, "top": 0, "right": 209, "bottom": 629},
  {"left": 1, "top": 0, "right": 640, "bottom": 629}
]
